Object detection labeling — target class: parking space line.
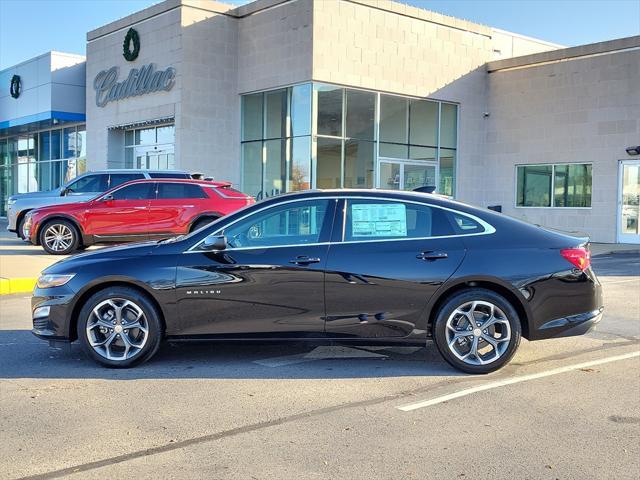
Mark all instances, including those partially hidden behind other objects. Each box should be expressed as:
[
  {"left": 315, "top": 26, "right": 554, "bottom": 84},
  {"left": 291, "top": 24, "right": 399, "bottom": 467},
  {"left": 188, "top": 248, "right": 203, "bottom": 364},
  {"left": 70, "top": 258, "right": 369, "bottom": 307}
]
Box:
[{"left": 397, "top": 351, "right": 640, "bottom": 412}]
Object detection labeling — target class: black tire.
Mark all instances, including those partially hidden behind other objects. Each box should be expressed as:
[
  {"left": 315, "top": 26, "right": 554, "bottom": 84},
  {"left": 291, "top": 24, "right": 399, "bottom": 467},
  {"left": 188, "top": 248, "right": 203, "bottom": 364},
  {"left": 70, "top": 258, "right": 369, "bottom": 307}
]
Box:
[
  {"left": 77, "top": 287, "right": 163, "bottom": 368},
  {"left": 17, "top": 214, "right": 28, "bottom": 240},
  {"left": 39, "top": 219, "right": 80, "bottom": 255},
  {"left": 190, "top": 217, "right": 218, "bottom": 232},
  {"left": 432, "top": 288, "right": 522, "bottom": 374}
]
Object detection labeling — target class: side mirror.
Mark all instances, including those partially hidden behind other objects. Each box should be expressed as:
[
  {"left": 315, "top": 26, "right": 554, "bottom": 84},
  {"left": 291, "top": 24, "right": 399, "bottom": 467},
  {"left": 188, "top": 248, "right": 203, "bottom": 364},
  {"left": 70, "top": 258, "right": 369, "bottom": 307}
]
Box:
[
  {"left": 202, "top": 234, "right": 227, "bottom": 251},
  {"left": 102, "top": 194, "right": 114, "bottom": 202},
  {"left": 60, "top": 188, "right": 69, "bottom": 196}
]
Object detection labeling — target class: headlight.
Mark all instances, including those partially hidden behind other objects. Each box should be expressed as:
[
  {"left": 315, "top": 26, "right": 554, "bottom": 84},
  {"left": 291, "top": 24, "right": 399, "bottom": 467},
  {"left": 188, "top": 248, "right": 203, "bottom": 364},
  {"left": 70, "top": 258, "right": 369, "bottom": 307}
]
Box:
[
  {"left": 37, "top": 274, "right": 76, "bottom": 289},
  {"left": 7, "top": 198, "right": 16, "bottom": 205}
]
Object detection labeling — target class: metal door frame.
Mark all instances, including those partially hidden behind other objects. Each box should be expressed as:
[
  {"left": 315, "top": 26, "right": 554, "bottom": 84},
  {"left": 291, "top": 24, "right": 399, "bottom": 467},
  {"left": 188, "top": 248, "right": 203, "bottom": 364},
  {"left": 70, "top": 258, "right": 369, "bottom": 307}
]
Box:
[{"left": 617, "top": 159, "right": 640, "bottom": 244}]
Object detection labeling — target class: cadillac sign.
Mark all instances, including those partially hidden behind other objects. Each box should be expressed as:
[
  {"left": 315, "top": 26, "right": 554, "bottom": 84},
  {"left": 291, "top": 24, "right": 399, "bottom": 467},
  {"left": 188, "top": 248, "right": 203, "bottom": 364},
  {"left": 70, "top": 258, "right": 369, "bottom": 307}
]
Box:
[{"left": 93, "top": 63, "right": 176, "bottom": 107}]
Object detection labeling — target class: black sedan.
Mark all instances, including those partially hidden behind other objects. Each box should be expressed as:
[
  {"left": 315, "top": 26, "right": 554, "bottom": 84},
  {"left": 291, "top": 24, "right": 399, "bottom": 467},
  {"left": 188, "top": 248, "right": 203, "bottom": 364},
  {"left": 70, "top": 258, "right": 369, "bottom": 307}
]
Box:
[{"left": 31, "top": 189, "right": 603, "bottom": 374}]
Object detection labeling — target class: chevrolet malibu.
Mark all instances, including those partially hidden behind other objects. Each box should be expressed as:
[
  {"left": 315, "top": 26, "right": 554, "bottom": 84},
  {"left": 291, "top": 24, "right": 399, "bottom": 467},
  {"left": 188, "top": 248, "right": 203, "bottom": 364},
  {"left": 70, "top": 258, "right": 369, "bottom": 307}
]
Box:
[{"left": 31, "top": 190, "right": 603, "bottom": 373}]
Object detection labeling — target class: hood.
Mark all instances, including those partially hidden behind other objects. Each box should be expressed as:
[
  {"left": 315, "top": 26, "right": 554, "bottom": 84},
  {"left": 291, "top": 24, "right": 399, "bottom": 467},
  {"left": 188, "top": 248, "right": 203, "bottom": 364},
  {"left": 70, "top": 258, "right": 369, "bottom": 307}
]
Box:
[
  {"left": 44, "top": 241, "right": 161, "bottom": 274},
  {"left": 30, "top": 199, "right": 92, "bottom": 216},
  {"left": 9, "top": 188, "right": 62, "bottom": 201}
]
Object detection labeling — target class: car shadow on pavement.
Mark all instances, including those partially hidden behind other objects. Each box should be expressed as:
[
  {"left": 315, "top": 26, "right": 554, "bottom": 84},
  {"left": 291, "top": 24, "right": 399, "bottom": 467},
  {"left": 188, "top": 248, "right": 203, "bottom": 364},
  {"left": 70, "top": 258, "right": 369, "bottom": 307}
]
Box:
[{"left": 0, "top": 330, "right": 461, "bottom": 380}]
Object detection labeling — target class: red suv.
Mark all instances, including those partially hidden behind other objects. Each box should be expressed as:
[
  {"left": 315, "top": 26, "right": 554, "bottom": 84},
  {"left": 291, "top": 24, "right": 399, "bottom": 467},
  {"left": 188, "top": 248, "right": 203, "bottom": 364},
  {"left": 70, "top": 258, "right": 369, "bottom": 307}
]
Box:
[{"left": 24, "top": 179, "right": 254, "bottom": 255}]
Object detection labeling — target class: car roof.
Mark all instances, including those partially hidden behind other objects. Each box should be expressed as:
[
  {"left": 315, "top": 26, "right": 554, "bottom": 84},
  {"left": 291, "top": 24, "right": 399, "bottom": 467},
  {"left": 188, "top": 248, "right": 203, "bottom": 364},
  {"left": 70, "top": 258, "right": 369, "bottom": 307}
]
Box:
[
  {"left": 256, "top": 188, "right": 508, "bottom": 220},
  {"left": 267, "top": 188, "right": 464, "bottom": 206},
  {"left": 80, "top": 169, "right": 189, "bottom": 174},
  {"left": 106, "top": 178, "right": 232, "bottom": 190}
]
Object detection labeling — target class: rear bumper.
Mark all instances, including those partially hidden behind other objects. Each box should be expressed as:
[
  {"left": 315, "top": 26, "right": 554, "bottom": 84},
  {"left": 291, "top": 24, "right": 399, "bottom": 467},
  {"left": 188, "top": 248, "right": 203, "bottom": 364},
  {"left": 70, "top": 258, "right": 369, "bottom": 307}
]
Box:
[{"left": 530, "top": 307, "right": 604, "bottom": 340}]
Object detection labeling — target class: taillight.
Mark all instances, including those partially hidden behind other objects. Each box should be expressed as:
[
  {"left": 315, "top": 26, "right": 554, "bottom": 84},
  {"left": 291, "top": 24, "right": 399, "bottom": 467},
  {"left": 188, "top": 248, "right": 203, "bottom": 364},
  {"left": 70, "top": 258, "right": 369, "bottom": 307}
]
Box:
[{"left": 560, "top": 247, "right": 591, "bottom": 271}]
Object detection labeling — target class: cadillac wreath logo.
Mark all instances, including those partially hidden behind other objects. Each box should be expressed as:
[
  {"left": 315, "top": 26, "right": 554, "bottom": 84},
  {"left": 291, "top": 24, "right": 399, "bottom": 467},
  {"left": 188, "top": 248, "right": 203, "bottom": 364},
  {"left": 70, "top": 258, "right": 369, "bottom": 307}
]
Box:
[
  {"left": 10, "top": 74, "right": 21, "bottom": 99},
  {"left": 123, "top": 28, "right": 140, "bottom": 62}
]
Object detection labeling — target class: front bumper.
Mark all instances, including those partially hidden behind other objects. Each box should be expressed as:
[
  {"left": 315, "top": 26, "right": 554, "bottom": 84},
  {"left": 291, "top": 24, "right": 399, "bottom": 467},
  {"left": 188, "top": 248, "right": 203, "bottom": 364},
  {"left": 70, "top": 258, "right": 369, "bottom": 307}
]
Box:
[
  {"left": 6, "top": 205, "right": 18, "bottom": 231},
  {"left": 31, "top": 286, "right": 76, "bottom": 342}
]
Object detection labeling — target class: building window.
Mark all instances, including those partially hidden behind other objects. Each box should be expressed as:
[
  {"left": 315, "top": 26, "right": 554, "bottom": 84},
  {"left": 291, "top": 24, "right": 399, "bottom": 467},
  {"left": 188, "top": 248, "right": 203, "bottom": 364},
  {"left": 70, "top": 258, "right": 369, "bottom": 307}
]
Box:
[
  {"left": 378, "top": 94, "right": 457, "bottom": 196},
  {"left": 241, "top": 83, "right": 458, "bottom": 198},
  {"left": 0, "top": 125, "right": 85, "bottom": 216},
  {"left": 124, "top": 124, "right": 175, "bottom": 170},
  {"left": 240, "top": 84, "right": 313, "bottom": 199},
  {"left": 516, "top": 164, "right": 592, "bottom": 208}
]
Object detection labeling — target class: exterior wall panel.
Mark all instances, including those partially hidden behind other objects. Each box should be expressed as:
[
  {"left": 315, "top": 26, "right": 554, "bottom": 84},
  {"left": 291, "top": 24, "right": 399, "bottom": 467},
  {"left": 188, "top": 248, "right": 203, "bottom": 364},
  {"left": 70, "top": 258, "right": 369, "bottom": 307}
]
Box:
[{"left": 485, "top": 46, "right": 640, "bottom": 242}]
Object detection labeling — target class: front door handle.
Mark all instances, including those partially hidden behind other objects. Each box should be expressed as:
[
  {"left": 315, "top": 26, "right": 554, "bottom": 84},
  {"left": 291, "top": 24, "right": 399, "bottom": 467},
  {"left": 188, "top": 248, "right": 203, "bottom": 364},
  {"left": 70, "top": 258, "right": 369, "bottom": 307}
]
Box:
[
  {"left": 289, "top": 256, "right": 321, "bottom": 265},
  {"left": 417, "top": 251, "right": 448, "bottom": 261}
]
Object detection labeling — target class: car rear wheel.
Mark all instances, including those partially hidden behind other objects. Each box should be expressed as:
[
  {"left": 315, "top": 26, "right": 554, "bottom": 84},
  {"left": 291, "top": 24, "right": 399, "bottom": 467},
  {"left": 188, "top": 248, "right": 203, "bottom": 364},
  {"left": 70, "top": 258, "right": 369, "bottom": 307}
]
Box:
[
  {"left": 39, "top": 219, "right": 80, "bottom": 255},
  {"left": 432, "top": 288, "right": 521, "bottom": 374},
  {"left": 77, "top": 287, "right": 162, "bottom": 368}
]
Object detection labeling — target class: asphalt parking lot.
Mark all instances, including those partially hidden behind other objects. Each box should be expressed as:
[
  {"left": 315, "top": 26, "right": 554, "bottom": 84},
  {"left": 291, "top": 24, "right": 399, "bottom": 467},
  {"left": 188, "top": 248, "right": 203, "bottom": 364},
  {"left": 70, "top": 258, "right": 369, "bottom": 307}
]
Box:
[{"left": 0, "top": 252, "right": 639, "bottom": 479}]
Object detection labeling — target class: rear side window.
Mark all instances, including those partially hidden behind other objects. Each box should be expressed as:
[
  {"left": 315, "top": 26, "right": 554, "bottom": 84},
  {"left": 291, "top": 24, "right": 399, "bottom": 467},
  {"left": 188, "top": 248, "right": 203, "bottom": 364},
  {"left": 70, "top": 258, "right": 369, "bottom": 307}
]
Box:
[
  {"left": 109, "top": 173, "right": 145, "bottom": 188},
  {"left": 157, "top": 183, "right": 207, "bottom": 199},
  {"left": 449, "top": 212, "right": 485, "bottom": 235},
  {"left": 67, "top": 174, "right": 109, "bottom": 193},
  {"left": 344, "top": 199, "right": 454, "bottom": 241},
  {"left": 148, "top": 172, "right": 191, "bottom": 179},
  {"left": 111, "top": 183, "right": 156, "bottom": 200}
]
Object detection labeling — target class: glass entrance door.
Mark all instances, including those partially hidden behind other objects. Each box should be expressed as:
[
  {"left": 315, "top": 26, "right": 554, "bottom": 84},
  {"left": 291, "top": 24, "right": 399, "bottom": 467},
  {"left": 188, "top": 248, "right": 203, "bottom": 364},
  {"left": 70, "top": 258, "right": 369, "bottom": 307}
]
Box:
[
  {"left": 618, "top": 160, "right": 640, "bottom": 244},
  {"left": 134, "top": 145, "right": 175, "bottom": 170},
  {"left": 378, "top": 159, "right": 437, "bottom": 191}
]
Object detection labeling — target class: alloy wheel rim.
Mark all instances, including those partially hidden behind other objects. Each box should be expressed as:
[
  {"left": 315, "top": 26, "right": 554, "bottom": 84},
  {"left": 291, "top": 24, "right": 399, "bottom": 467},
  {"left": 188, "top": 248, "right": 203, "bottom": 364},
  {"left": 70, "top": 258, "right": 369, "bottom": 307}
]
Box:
[
  {"left": 43, "top": 224, "right": 73, "bottom": 252},
  {"left": 445, "top": 300, "right": 511, "bottom": 366},
  {"left": 86, "top": 298, "right": 149, "bottom": 361}
]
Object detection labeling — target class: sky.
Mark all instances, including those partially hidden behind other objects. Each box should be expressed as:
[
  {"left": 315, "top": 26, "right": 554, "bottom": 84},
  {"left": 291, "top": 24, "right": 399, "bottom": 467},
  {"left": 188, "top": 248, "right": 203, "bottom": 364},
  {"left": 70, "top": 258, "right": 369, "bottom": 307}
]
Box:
[{"left": 1, "top": 0, "right": 639, "bottom": 69}]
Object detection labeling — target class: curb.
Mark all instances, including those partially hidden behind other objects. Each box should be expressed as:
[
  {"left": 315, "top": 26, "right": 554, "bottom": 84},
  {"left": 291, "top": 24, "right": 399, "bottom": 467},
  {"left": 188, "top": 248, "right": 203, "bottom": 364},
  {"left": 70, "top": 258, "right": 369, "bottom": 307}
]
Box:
[{"left": 0, "top": 277, "right": 37, "bottom": 295}]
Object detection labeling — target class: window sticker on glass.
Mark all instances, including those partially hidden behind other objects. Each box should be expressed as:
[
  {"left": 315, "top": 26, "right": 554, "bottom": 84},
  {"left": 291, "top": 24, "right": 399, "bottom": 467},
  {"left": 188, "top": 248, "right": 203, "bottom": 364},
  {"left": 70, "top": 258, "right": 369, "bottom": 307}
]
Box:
[{"left": 352, "top": 203, "right": 407, "bottom": 237}]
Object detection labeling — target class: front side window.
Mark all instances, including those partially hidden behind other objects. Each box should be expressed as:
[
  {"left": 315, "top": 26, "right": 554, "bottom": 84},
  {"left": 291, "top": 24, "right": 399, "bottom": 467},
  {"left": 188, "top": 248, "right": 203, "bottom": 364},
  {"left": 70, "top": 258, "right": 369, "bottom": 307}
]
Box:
[
  {"left": 157, "top": 183, "right": 207, "bottom": 199},
  {"left": 111, "top": 183, "right": 155, "bottom": 200},
  {"left": 224, "top": 200, "right": 331, "bottom": 249},
  {"left": 516, "top": 164, "right": 592, "bottom": 207},
  {"left": 67, "top": 174, "right": 109, "bottom": 193},
  {"left": 344, "top": 199, "right": 455, "bottom": 241}
]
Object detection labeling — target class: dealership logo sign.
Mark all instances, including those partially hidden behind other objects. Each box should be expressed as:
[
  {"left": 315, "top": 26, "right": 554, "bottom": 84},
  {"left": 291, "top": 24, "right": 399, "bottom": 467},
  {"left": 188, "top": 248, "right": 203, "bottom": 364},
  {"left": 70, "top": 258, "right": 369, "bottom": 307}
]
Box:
[{"left": 93, "top": 63, "right": 176, "bottom": 107}]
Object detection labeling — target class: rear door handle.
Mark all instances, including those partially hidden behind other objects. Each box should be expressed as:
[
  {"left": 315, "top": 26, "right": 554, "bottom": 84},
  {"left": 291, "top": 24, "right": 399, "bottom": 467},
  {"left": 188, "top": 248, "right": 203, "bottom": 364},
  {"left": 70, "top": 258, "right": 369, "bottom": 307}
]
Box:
[
  {"left": 289, "top": 256, "right": 321, "bottom": 265},
  {"left": 417, "top": 251, "right": 448, "bottom": 261}
]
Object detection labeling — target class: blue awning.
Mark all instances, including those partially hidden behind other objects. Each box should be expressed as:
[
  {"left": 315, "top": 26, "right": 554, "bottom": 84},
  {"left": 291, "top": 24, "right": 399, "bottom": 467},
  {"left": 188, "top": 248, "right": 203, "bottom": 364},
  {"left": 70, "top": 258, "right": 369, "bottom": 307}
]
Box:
[{"left": 0, "top": 110, "right": 86, "bottom": 131}]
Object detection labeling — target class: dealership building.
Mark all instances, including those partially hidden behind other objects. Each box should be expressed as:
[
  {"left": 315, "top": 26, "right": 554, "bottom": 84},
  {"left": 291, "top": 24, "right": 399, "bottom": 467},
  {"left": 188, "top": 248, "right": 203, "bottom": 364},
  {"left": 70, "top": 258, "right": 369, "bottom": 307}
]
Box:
[{"left": 1, "top": 0, "right": 639, "bottom": 243}]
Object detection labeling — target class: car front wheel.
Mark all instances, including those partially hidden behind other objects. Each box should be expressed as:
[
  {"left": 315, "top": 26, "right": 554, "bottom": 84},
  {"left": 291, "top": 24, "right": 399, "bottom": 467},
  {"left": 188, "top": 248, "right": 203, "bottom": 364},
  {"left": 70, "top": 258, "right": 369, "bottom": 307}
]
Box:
[
  {"left": 17, "top": 214, "right": 29, "bottom": 240},
  {"left": 77, "top": 287, "right": 162, "bottom": 368},
  {"left": 39, "top": 219, "right": 80, "bottom": 255},
  {"left": 432, "top": 288, "right": 522, "bottom": 374}
]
